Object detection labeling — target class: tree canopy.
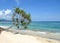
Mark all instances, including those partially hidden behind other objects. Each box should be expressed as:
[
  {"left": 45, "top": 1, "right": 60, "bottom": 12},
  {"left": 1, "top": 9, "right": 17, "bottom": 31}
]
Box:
[{"left": 12, "top": 8, "right": 31, "bottom": 29}]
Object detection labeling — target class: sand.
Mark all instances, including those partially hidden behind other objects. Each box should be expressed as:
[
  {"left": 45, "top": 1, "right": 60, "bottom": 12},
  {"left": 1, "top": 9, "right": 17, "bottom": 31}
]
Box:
[{"left": 0, "top": 31, "right": 60, "bottom": 43}]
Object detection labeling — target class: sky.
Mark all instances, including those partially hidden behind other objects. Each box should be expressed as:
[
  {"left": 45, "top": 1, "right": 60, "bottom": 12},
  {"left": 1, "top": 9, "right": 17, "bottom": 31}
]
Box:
[{"left": 0, "top": 0, "right": 60, "bottom": 21}]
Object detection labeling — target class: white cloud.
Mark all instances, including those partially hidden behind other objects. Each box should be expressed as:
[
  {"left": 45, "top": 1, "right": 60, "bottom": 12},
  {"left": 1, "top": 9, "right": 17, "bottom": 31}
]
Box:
[
  {"left": 5, "top": 9, "right": 11, "bottom": 15},
  {"left": 0, "top": 9, "right": 12, "bottom": 20},
  {"left": 0, "top": 11, "right": 3, "bottom": 15},
  {"left": 0, "top": 10, "right": 4, "bottom": 15}
]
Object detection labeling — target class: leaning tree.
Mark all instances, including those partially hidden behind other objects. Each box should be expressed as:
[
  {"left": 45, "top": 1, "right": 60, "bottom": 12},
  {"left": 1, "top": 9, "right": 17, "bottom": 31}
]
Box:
[{"left": 12, "top": 8, "right": 31, "bottom": 29}]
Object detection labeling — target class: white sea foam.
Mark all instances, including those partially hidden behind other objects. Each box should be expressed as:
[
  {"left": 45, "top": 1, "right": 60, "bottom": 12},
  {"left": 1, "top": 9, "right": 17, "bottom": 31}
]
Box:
[
  {"left": 0, "top": 26, "right": 60, "bottom": 40},
  {"left": 19, "top": 30, "right": 60, "bottom": 40},
  {"left": 0, "top": 26, "right": 9, "bottom": 28}
]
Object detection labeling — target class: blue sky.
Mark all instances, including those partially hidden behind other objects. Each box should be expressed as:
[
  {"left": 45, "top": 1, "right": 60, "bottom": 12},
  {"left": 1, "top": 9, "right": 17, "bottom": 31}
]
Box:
[{"left": 0, "top": 0, "right": 60, "bottom": 21}]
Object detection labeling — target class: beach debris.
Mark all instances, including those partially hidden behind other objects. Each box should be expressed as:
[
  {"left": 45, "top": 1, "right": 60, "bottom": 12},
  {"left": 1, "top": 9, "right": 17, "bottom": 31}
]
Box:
[{"left": 0, "top": 27, "right": 5, "bottom": 34}]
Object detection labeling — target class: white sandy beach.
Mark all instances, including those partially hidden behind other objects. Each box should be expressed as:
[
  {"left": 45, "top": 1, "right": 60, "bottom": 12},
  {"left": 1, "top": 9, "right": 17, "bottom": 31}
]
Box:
[{"left": 0, "top": 31, "right": 60, "bottom": 43}]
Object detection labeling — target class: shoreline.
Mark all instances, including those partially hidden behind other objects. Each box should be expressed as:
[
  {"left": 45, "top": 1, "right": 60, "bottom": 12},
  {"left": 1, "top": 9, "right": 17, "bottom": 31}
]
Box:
[
  {"left": 0, "top": 31, "right": 60, "bottom": 43},
  {"left": 0, "top": 26, "right": 60, "bottom": 41},
  {"left": 0, "top": 26, "right": 60, "bottom": 43}
]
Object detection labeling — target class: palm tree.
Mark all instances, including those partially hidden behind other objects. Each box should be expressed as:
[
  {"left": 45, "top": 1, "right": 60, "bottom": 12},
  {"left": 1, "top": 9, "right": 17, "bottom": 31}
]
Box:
[
  {"left": 12, "top": 7, "right": 31, "bottom": 29},
  {"left": 15, "top": 8, "right": 20, "bottom": 14}
]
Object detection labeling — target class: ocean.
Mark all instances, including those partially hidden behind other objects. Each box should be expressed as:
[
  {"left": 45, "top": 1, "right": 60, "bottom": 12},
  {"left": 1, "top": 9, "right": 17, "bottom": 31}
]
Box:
[
  {"left": 28, "top": 21, "right": 60, "bottom": 33},
  {"left": 0, "top": 21, "right": 60, "bottom": 33},
  {"left": 0, "top": 21, "right": 60, "bottom": 40},
  {"left": 0, "top": 21, "right": 60, "bottom": 32}
]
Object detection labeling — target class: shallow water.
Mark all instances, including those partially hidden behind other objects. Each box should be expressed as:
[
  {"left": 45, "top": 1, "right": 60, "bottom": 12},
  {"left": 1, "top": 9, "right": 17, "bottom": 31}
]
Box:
[{"left": 0, "top": 21, "right": 60, "bottom": 33}]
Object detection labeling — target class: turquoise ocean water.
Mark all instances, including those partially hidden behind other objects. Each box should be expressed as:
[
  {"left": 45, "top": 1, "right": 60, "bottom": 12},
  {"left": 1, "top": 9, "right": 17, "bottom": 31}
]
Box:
[
  {"left": 0, "top": 21, "right": 60, "bottom": 33},
  {"left": 29, "top": 21, "right": 60, "bottom": 33}
]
